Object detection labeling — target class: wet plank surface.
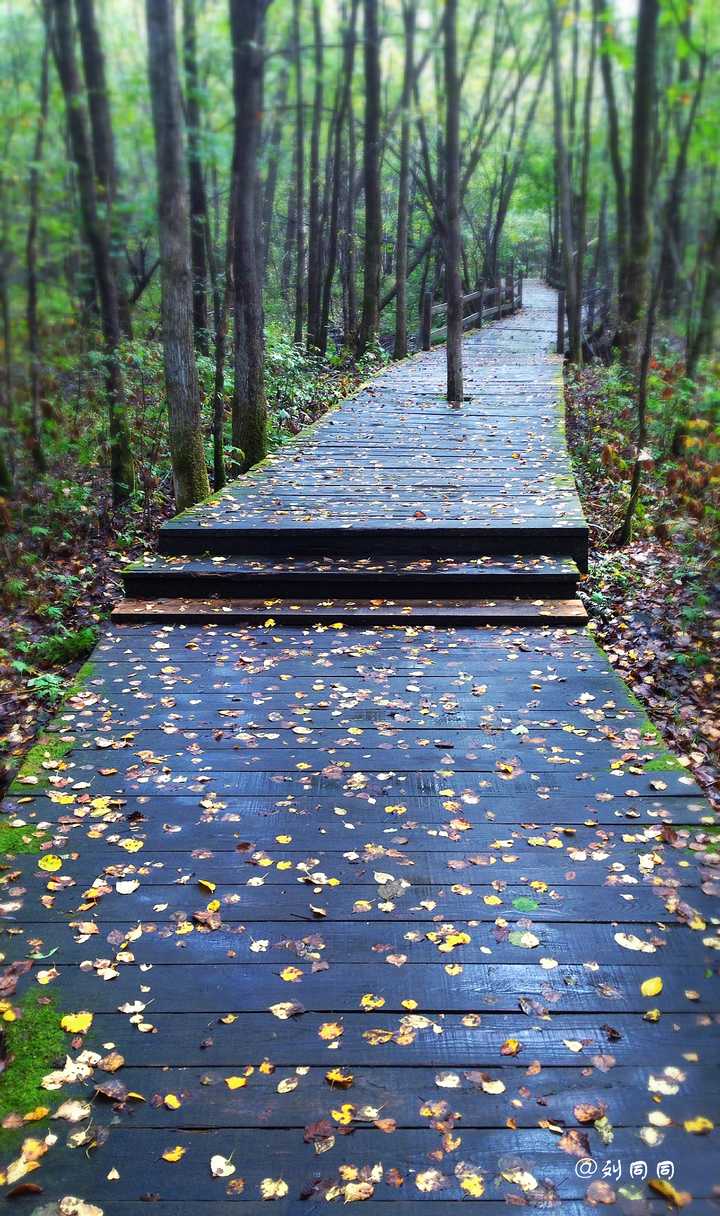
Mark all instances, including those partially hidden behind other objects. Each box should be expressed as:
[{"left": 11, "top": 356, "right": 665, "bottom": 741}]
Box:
[
  {"left": 158, "top": 283, "right": 588, "bottom": 564},
  {"left": 1, "top": 285, "right": 717, "bottom": 1210}
]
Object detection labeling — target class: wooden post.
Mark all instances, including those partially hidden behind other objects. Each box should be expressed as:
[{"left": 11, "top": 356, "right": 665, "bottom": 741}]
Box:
[
  {"left": 420, "top": 289, "right": 432, "bottom": 350},
  {"left": 477, "top": 279, "right": 484, "bottom": 328},
  {"left": 556, "top": 288, "right": 565, "bottom": 354},
  {"left": 518, "top": 270, "right": 523, "bottom": 309},
  {"left": 507, "top": 261, "right": 514, "bottom": 310}
]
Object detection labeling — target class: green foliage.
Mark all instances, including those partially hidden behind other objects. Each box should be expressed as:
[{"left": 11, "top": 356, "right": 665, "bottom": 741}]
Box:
[{"left": 20, "top": 625, "right": 98, "bottom": 669}]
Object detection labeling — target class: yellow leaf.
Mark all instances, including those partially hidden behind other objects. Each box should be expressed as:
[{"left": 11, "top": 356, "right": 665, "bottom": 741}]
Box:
[
  {"left": 641, "top": 976, "right": 663, "bottom": 997},
  {"left": 460, "top": 1173, "right": 485, "bottom": 1198},
  {"left": 38, "top": 855, "right": 63, "bottom": 872},
  {"left": 224, "top": 1077, "right": 247, "bottom": 1090},
  {"left": 318, "top": 1020, "right": 343, "bottom": 1039},
  {"left": 360, "top": 993, "right": 385, "bottom": 1010},
  {"left": 260, "top": 1178, "right": 288, "bottom": 1199},
  {"left": 684, "top": 1116, "right": 713, "bottom": 1134},
  {"left": 60, "top": 1011, "right": 93, "bottom": 1034},
  {"left": 162, "top": 1145, "right": 187, "bottom": 1162},
  {"left": 279, "top": 966, "right": 303, "bottom": 982},
  {"left": 325, "top": 1069, "right": 354, "bottom": 1088},
  {"left": 198, "top": 880, "right": 216, "bottom": 893},
  {"left": 164, "top": 1094, "right": 182, "bottom": 1110}
]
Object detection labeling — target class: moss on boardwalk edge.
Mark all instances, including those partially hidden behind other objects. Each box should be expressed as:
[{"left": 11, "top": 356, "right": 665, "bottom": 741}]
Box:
[
  {"left": 7, "top": 660, "right": 95, "bottom": 793},
  {"left": 0, "top": 991, "right": 64, "bottom": 1134}
]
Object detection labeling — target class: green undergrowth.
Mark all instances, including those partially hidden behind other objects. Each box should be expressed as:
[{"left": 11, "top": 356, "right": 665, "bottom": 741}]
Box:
[{"left": 0, "top": 991, "right": 64, "bottom": 1131}]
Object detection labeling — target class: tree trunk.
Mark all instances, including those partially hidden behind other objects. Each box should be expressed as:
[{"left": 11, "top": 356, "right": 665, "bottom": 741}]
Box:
[
  {"left": 393, "top": 0, "right": 415, "bottom": 361},
  {"left": 74, "top": 0, "right": 132, "bottom": 337},
  {"left": 342, "top": 109, "right": 358, "bottom": 345},
  {"left": 687, "top": 213, "right": 720, "bottom": 379},
  {"left": 358, "top": 0, "right": 382, "bottom": 353},
  {"left": 229, "top": 0, "right": 268, "bottom": 472},
  {"left": 52, "top": 0, "right": 135, "bottom": 504},
  {"left": 548, "top": 0, "right": 581, "bottom": 364},
  {"left": 261, "top": 57, "right": 290, "bottom": 278},
  {"left": 182, "top": 0, "right": 210, "bottom": 353},
  {"left": 618, "top": 0, "right": 659, "bottom": 367},
  {"left": 292, "top": 0, "right": 306, "bottom": 344},
  {"left": 444, "top": 0, "right": 463, "bottom": 400},
  {"left": 574, "top": 10, "right": 596, "bottom": 355},
  {"left": 26, "top": 18, "right": 50, "bottom": 472},
  {"left": 145, "top": 0, "right": 209, "bottom": 510},
  {"left": 319, "top": 0, "right": 358, "bottom": 354},
  {"left": 305, "top": 0, "right": 324, "bottom": 349},
  {"left": 659, "top": 52, "right": 707, "bottom": 315},
  {"left": 594, "top": 0, "right": 628, "bottom": 331}
]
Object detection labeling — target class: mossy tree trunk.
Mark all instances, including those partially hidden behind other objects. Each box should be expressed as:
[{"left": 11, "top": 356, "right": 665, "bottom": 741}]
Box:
[{"left": 145, "top": 0, "right": 210, "bottom": 511}]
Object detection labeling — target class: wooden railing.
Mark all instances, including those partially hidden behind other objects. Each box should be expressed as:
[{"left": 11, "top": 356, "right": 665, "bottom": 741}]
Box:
[{"left": 419, "top": 267, "right": 523, "bottom": 351}]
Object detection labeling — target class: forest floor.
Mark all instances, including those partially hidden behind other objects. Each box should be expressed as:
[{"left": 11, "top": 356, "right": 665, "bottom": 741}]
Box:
[
  {"left": 566, "top": 357, "right": 719, "bottom": 809},
  {"left": 1, "top": 342, "right": 718, "bottom": 810}
]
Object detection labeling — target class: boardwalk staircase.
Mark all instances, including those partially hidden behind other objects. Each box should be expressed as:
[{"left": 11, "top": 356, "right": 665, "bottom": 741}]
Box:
[{"left": 115, "top": 282, "right": 588, "bottom": 627}]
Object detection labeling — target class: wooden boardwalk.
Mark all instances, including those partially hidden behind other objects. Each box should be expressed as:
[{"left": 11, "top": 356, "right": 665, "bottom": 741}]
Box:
[{"left": 2, "top": 282, "right": 718, "bottom": 1211}]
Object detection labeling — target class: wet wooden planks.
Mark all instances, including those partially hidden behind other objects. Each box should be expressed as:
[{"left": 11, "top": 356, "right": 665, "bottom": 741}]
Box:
[
  {"left": 1, "top": 284, "right": 718, "bottom": 1209},
  {"left": 2, "top": 622, "right": 719, "bottom": 1207}
]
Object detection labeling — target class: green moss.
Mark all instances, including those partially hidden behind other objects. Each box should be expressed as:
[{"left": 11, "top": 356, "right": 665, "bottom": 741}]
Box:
[
  {"left": 0, "top": 821, "right": 48, "bottom": 855},
  {"left": 644, "top": 752, "right": 685, "bottom": 772},
  {"left": 9, "top": 732, "right": 75, "bottom": 790},
  {"left": 0, "top": 990, "right": 64, "bottom": 1127},
  {"left": 8, "top": 660, "right": 95, "bottom": 793}
]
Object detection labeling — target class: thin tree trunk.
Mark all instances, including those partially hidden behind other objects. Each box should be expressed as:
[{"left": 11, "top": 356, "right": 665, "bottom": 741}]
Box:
[
  {"left": 444, "top": 0, "right": 462, "bottom": 400},
  {"left": 52, "top": 0, "right": 135, "bottom": 504},
  {"left": 26, "top": 19, "right": 50, "bottom": 472},
  {"left": 393, "top": 0, "right": 415, "bottom": 360},
  {"left": 358, "top": 0, "right": 382, "bottom": 353},
  {"left": 261, "top": 57, "right": 289, "bottom": 278},
  {"left": 659, "top": 52, "right": 707, "bottom": 315},
  {"left": 319, "top": 0, "right": 358, "bottom": 354},
  {"left": 548, "top": 0, "right": 581, "bottom": 364},
  {"left": 306, "top": 0, "right": 324, "bottom": 348},
  {"left": 281, "top": 139, "right": 297, "bottom": 299},
  {"left": 183, "top": 0, "right": 210, "bottom": 353},
  {"left": 343, "top": 110, "right": 358, "bottom": 344},
  {"left": 292, "top": 0, "right": 305, "bottom": 344},
  {"left": 618, "top": 0, "right": 659, "bottom": 366},
  {"left": 687, "top": 213, "right": 720, "bottom": 379},
  {"left": 594, "top": 0, "right": 628, "bottom": 330},
  {"left": 146, "top": 0, "right": 209, "bottom": 510},
  {"left": 615, "top": 284, "right": 658, "bottom": 544},
  {"left": 229, "top": 0, "right": 268, "bottom": 472},
  {"left": 574, "top": 9, "right": 596, "bottom": 355},
  {"left": 211, "top": 169, "right": 238, "bottom": 490},
  {"left": 74, "top": 0, "right": 132, "bottom": 337}
]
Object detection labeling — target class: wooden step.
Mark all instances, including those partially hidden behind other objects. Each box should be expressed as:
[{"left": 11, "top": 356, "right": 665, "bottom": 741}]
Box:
[
  {"left": 112, "top": 595, "right": 588, "bottom": 625},
  {"left": 121, "top": 551, "right": 581, "bottom": 600},
  {"left": 159, "top": 517, "right": 589, "bottom": 570}
]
